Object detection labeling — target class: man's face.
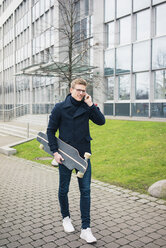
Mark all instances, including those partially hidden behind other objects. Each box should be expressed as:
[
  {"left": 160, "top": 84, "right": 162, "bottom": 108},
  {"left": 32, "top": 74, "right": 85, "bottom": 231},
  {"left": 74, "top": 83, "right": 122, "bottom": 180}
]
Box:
[{"left": 70, "top": 84, "right": 86, "bottom": 101}]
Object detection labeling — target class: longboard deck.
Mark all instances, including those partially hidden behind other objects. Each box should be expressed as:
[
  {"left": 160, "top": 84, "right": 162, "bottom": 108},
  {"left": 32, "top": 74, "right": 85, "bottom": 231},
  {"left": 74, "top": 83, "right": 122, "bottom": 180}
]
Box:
[{"left": 37, "top": 132, "right": 88, "bottom": 174}]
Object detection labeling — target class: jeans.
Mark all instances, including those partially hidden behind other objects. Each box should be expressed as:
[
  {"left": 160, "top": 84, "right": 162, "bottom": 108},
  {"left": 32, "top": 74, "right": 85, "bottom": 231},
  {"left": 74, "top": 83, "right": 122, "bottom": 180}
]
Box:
[{"left": 58, "top": 160, "right": 91, "bottom": 229}]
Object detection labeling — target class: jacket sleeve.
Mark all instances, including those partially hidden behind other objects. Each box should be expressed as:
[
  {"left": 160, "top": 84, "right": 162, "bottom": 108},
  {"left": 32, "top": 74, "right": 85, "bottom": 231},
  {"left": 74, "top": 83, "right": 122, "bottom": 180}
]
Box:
[
  {"left": 47, "top": 103, "right": 61, "bottom": 153},
  {"left": 89, "top": 104, "right": 105, "bottom": 125}
]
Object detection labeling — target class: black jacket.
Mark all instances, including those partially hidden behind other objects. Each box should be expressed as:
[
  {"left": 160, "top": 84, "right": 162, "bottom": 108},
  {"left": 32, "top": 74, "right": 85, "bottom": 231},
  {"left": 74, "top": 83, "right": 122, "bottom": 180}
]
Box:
[{"left": 47, "top": 94, "right": 105, "bottom": 158}]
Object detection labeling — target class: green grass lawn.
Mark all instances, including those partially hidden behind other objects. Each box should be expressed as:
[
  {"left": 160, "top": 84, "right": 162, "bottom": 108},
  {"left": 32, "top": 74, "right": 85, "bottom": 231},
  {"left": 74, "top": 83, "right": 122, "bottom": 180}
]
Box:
[{"left": 13, "top": 119, "right": 166, "bottom": 195}]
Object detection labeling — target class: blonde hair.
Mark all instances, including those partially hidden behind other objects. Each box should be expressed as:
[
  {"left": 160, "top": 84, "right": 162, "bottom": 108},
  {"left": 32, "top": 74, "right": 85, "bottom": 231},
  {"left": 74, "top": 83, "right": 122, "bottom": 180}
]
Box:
[{"left": 71, "top": 78, "right": 87, "bottom": 88}]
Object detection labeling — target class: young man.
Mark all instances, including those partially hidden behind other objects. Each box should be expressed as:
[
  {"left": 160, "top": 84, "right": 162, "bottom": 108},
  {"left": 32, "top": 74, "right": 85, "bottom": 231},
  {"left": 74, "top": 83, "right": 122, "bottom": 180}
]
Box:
[{"left": 47, "top": 78, "right": 105, "bottom": 243}]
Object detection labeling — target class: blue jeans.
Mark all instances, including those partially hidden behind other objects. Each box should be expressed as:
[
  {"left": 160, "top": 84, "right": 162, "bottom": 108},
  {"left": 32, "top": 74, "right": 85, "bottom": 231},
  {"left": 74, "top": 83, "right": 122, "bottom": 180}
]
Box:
[{"left": 58, "top": 160, "right": 91, "bottom": 229}]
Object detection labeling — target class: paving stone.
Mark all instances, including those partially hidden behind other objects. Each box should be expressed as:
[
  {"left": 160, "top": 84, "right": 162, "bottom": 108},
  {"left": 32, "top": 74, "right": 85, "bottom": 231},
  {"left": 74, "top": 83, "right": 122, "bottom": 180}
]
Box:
[
  {"left": 6, "top": 241, "right": 20, "bottom": 248},
  {"left": 0, "top": 154, "right": 166, "bottom": 248}
]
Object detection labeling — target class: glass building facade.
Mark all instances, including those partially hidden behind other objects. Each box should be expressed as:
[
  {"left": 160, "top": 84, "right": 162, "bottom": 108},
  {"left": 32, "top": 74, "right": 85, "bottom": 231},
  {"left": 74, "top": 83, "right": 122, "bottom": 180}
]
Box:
[
  {"left": 0, "top": 0, "right": 166, "bottom": 119},
  {"left": 104, "top": 0, "right": 166, "bottom": 118}
]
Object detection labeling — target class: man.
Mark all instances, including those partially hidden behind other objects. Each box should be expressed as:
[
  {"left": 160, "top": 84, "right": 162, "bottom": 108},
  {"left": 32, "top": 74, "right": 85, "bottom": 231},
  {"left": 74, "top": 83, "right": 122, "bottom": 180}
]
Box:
[{"left": 47, "top": 78, "right": 105, "bottom": 243}]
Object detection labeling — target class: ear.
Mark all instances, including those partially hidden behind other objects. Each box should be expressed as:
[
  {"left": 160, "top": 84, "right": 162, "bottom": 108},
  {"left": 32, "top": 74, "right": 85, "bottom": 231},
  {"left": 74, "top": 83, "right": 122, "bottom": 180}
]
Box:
[{"left": 70, "top": 88, "right": 73, "bottom": 94}]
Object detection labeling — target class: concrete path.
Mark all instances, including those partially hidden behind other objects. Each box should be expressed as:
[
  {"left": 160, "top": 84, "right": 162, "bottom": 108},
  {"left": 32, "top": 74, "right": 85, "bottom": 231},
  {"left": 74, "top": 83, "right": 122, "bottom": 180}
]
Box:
[{"left": 0, "top": 154, "right": 166, "bottom": 248}]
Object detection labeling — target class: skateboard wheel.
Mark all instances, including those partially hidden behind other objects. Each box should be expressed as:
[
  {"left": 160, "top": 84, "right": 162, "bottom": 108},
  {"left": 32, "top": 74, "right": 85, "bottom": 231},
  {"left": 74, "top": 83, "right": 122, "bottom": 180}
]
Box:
[
  {"left": 77, "top": 171, "right": 84, "bottom": 178},
  {"left": 84, "top": 152, "right": 91, "bottom": 159},
  {"left": 51, "top": 159, "right": 58, "bottom": 167},
  {"left": 39, "top": 144, "right": 44, "bottom": 150}
]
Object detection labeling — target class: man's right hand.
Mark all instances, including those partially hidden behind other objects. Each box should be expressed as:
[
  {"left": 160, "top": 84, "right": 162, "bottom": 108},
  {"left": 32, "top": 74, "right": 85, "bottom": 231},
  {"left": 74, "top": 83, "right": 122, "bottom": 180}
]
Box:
[{"left": 53, "top": 152, "right": 64, "bottom": 164}]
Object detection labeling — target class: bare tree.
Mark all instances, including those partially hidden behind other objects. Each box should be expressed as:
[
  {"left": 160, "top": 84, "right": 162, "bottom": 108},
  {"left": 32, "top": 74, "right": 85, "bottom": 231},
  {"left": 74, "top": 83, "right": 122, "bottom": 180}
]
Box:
[{"left": 50, "top": 0, "right": 96, "bottom": 90}]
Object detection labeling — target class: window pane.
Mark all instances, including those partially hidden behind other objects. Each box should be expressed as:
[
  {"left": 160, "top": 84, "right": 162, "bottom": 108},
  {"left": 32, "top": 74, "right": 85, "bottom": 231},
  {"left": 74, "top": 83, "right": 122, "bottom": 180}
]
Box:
[
  {"left": 119, "top": 16, "right": 131, "bottom": 45},
  {"left": 107, "top": 22, "right": 114, "bottom": 48},
  {"left": 135, "top": 72, "right": 149, "bottom": 99},
  {"left": 133, "top": 41, "right": 150, "bottom": 72},
  {"left": 151, "top": 103, "right": 166, "bottom": 118},
  {"left": 74, "top": 22, "right": 80, "bottom": 42},
  {"left": 155, "top": 3, "right": 166, "bottom": 36},
  {"left": 105, "top": 0, "right": 115, "bottom": 22},
  {"left": 152, "top": 36, "right": 166, "bottom": 70},
  {"left": 116, "top": 46, "right": 131, "bottom": 74},
  {"left": 118, "top": 74, "right": 130, "bottom": 100},
  {"left": 133, "top": 0, "right": 150, "bottom": 12},
  {"left": 104, "top": 49, "right": 114, "bottom": 76},
  {"left": 104, "top": 103, "right": 113, "bottom": 115},
  {"left": 154, "top": 70, "right": 166, "bottom": 99},
  {"left": 132, "top": 103, "right": 149, "bottom": 117},
  {"left": 117, "top": 0, "right": 131, "bottom": 18},
  {"left": 115, "top": 103, "right": 130, "bottom": 116},
  {"left": 107, "top": 77, "right": 114, "bottom": 100},
  {"left": 136, "top": 10, "right": 150, "bottom": 41},
  {"left": 153, "top": 0, "right": 166, "bottom": 5},
  {"left": 81, "top": 18, "right": 87, "bottom": 39}
]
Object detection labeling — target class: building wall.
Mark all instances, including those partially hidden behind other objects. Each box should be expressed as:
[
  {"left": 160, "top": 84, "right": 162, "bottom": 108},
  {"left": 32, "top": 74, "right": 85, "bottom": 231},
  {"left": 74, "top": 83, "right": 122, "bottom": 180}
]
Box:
[
  {"left": 0, "top": 0, "right": 59, "bottom": 114},
  {"left": 104, "top": 0, "right": 166, "bottom": 118}
]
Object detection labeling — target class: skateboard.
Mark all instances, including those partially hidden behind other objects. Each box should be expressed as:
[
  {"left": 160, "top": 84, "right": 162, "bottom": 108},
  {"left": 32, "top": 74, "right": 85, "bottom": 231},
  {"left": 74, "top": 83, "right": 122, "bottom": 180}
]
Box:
[{"left": 36, "top": 131, "right": 91, "bottom": 178}]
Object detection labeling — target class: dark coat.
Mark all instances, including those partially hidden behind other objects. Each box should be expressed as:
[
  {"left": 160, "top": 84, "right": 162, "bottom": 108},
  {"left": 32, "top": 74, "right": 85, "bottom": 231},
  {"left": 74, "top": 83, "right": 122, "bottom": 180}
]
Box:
[{"left": 47, "top": 94, "right": 105, "bottom": 158}]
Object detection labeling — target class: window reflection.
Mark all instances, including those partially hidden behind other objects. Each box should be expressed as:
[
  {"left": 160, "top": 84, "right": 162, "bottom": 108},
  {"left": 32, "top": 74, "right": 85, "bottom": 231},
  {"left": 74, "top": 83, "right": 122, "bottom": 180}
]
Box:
[
  {"left": 151, "top": 103, "right": 166, "bottom": 118},
  {"left": 118, "top": 74, "right": 130, "bottom": 100},
  {"left": 115, "top": 103, "right": 130, "bottom": 116},
  {"left": 119, "top": 16, "right": 131, "bottom": 44},
  {"left": 152, "top": 36, "right": 166, "bottom": 69},
  {"left": 106, "top": 22, "right": 114, "bottom": 48},
  {"left": 135, "top": 72, "right": 149, "bottom": 99},
  {"left": 136, "top": 10, "right": 150, "bottom": 41},
  {"left": 107, "top": 77, "right": 114, "bottom": 100},
  {"left": 153, "top": 0, "right": 166, "bottom": 5},
  {"left": 104, "top": 49, "right": 114, "bottom": 75},
  {"left": 105, "top": 0, "right": 115, "bottom": 22},
  {"left": 132, "top": 103, "right": 149, "bottom": 117},
  {"left": 154, "top": 70, "right": 166, "bottom": 99},
  {"left": 133, "top": 0, "right": 150, "bottom": 12},
  {"left": 117, "top": 0, "right": 131, "bottom": 18},
  {"left": 155, "top": 3, "right": 166, "bottom": 36},
  {"left": 133, "top": 41, "right": 150, "bottom": 72},
  {"left": 116, "top": 46, "right": 131, "bottom": 74}
]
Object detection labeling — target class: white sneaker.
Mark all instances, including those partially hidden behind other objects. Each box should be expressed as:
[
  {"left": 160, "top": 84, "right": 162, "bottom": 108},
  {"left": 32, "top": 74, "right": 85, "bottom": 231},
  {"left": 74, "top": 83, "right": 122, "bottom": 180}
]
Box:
[
  {"left": 62, "top": 216, "right": 75, "bottom": 233},
  {"left": 80, "top": 228, "right": 97, "bottom": 243}
]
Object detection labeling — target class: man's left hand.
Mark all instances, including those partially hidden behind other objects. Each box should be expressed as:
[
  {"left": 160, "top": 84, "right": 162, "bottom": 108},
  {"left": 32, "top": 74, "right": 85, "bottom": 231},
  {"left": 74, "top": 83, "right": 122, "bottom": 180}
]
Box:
[{"left": 84, "top": 93, "right": 93, "bottom": 107}]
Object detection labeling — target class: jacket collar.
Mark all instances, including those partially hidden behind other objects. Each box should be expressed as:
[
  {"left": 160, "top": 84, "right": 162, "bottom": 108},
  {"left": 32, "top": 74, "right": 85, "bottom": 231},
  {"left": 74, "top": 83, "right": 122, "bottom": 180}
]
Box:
[{"left": 63, "top": 94, "right": 87, "bottom": 118}]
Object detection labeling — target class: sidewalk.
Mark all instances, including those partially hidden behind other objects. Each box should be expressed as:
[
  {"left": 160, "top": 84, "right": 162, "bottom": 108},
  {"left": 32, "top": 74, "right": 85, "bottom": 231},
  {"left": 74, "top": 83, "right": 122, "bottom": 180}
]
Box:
[{"left": 0, "top": 154, "right": 166, "bottom": 248}]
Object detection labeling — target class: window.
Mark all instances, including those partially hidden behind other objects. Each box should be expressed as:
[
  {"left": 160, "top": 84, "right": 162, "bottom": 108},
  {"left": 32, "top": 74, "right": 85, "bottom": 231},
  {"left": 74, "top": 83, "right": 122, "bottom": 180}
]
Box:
[
  {"left": 133, "top": 0, "right": 150, "bottom": 12},
  {"left": 115, "top": 103, "right": 130, "bottom": 116},
  {"left": 135, "top": 72, "right": 149, "bottom": 99},
  {"left": 155, "top": 3, "right": 166, "bottom": 36},
  {"left": 106, "top": 22, "right": 114, "bottom": 48},
  {"left": 116, "top": 45, "right": 131, "bottom": 74},
  {"left": 81, "top": 18, "right": 87, "bottom": 39},
  {"left": 118, "top": 74, "right": 130, "bottom": 100},
  {"left": 153, "top": 0, "right": 166, "bottom": 5},
  {"left": 74, "top": 21, "right": 80, "bottom": 42},
  {"left": 133, "top": 41, "right": 150, "bottom": 72},
  {"left": 105, "top": 0, "right": 115, "bottom": 22},
  {"left": 107, "top": 77, "right": 114, "bottom": 100},
  {"left": 85, "top": 0, "right": 89, "bottom": 16},
  {"left": 151, "top": 103, "right": 166, "bottom": 117},
  {"left": 154, "top": 70, "right": 166, "bottom": 99},
  {"left": 132, "top": 103, "right": 149, "bottom": 117},
  {"left": 104, "top": 103, "right": 113, "bottom": 115},
  {"left": 119, "top": 16, "right": 131, "bottom": 45},
  {"left": 152, "top": 36, "right": 166, "bottom": 70},
  {"left": 136, "top": 9, "right": 150, "bottom": 41},
  {"left": 104, "top": 49, "right": 114, "bottom": 75},
  {"left": 116, "top": 0, "right": 131, "bottom": 18}
]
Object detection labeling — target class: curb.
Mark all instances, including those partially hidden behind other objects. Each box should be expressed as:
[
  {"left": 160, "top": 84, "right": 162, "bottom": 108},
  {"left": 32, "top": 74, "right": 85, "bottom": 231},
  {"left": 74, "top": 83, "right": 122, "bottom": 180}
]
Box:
[{"left": 0, "top": 137, "right": 35, "bottom": 156}]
